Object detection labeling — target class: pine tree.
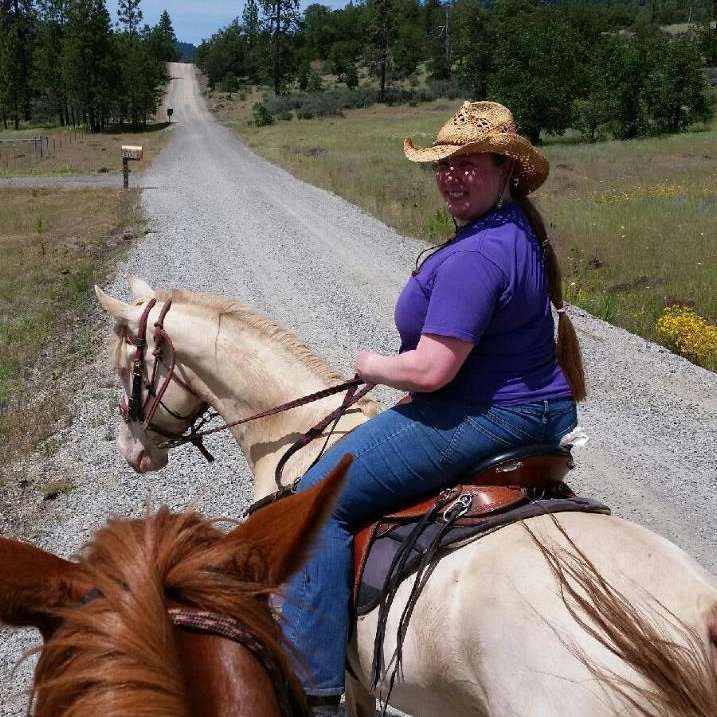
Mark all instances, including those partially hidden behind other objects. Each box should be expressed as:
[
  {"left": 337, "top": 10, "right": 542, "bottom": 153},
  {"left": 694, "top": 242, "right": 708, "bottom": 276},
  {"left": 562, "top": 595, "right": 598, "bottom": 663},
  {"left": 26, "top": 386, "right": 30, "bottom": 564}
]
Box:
[
  {"left": 151, "top": 9, "right": 179, "bottom": 61},
  {"left": 242, "top": 0, "right": 260, "bottom": 43},
  {"left": 63, "top": 0, "right": 115, "bottom": 131},
  {"left": 424, "top": 0, "right": 450, "bottom": 81},
  {"left": 0, "top": 0, "right": 35, "bottom": 128},
  {"left": 453, "top": 0, "right": 493, "bottom": 99},
  {"left": 259, "top": 0, "right": 299, "bottom": 93},
  {"left": 117, "top": 0, "right": 142, "bottom": 37},
  {"left": 365, "top": 0, "right": 397, "bottom": 101},
  {"left": 35, "top": 0, "right": 70, "bottom": 125}
]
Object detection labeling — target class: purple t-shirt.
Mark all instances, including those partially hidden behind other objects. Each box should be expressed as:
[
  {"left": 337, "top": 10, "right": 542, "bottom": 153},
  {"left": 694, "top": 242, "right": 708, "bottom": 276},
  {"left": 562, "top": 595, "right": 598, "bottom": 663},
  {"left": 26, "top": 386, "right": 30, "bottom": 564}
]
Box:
[{"left": 394, "top": 203, "right": 572, "bottom": 405}]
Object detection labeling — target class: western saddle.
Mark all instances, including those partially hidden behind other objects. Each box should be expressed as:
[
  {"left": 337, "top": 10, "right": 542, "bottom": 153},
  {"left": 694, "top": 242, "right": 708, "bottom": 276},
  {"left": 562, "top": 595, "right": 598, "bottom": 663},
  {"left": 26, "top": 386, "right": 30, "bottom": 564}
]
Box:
[{"left": 353, "top": 443, "right": 575, "bottom": 607}]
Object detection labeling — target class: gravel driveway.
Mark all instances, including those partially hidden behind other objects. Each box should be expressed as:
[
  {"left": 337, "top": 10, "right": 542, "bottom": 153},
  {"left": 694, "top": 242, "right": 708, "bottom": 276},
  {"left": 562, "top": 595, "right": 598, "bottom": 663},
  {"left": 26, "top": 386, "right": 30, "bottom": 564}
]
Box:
[{"left": 1, "top": 62, "right": 715, "bottom": 715}]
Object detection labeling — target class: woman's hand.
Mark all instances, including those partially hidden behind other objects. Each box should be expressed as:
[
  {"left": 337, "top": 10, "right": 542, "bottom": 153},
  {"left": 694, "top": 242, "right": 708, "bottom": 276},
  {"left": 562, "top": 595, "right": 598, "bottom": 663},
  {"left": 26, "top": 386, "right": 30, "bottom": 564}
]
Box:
[
  {"left": 354, "top": 335, "right": 474, "bottom": 392},
  {"left": 355, "top": 350, "right": 382, "bottom": 385}
]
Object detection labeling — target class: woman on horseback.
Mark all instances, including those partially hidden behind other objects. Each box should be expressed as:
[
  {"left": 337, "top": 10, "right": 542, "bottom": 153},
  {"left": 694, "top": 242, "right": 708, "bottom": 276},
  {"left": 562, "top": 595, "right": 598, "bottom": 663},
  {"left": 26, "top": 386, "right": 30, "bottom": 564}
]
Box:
[{"left": 281, "top": 100, "right": 587, "bottom": 715}]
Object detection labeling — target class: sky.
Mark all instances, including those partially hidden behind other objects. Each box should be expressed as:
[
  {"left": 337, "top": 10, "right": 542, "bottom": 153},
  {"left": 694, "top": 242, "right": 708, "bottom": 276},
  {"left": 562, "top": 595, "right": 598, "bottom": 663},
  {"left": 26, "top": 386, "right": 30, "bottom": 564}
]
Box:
[{"left": 105, "top": 0, "right": 346, "bottom": 46}]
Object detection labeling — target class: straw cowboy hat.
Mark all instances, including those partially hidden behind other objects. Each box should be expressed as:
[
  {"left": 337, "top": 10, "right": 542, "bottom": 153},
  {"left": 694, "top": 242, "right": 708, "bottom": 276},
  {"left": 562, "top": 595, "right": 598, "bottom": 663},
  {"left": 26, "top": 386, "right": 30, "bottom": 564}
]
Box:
[{"left": 403, "top": 101, "right": 549, "bottom": 195}]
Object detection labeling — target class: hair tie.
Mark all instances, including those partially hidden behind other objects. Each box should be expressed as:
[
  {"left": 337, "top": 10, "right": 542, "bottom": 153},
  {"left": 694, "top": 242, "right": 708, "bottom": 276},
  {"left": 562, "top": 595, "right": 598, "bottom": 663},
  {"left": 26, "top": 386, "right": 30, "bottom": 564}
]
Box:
[{"left": 556, "top": 304, "right": 569, "bottom": 315}]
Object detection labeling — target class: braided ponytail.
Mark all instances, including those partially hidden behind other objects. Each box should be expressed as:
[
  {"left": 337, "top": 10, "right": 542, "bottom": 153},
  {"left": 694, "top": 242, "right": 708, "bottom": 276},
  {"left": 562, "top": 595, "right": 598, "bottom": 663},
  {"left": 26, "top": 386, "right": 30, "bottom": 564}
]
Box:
[{"left": 516, "top": 196, "right": 587, "bottom": 401}]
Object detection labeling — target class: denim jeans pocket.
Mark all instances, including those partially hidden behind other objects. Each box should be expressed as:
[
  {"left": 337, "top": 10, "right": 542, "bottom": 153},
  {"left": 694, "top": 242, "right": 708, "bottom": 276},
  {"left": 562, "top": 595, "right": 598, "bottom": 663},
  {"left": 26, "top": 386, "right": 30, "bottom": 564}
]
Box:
[
  {"left": 438, "top": 419, "right": 471, "bottom": 465},
  {"left": 483, "top": 406, "right": 545, "bottom": 444}
]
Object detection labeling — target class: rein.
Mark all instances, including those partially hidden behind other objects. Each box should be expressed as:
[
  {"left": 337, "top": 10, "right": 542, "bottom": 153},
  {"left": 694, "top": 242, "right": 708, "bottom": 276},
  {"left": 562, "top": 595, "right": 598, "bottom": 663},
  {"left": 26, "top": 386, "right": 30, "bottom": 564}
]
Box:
[{"left": 121, "top": 299, "right": 374, "bottom": 485}]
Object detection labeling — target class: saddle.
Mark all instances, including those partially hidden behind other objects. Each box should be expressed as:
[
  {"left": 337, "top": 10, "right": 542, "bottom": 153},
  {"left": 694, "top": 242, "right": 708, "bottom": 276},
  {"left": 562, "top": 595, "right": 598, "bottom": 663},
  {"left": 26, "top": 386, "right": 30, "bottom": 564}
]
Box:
[
  {"left": 351, "top": 442, "right": 610, "bottom": 692},
  {"left": 352, "top": 443, "right": 609, "bottom": 615}
]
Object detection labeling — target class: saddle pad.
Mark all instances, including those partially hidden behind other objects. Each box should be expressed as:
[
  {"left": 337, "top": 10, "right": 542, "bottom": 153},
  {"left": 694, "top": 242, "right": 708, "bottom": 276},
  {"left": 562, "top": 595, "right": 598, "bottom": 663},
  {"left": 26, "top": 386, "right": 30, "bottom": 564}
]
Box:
[{"left": 355, "top": 496, "right": 610, "bottom": 616}]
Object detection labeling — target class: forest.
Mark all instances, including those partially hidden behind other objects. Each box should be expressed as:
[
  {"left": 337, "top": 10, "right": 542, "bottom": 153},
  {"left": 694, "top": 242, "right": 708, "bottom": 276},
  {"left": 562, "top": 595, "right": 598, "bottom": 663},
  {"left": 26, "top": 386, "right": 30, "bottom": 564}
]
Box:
[
  {"left": 0, "top": 0, "right": 180, "bottom": 131},
  {"left": 196, "top": 0, "right": 717, "bottom": 142}
]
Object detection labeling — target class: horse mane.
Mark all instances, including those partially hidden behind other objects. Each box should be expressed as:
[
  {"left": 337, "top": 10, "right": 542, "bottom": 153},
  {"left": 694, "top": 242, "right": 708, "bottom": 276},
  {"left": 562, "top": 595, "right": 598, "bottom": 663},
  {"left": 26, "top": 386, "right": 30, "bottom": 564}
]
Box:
[
  {"left": 525, "top": 516, "right": 717, "bottom": 717},
  {"left": 30, "top": 508, "right": 302, "bottom": 717},
  {"left": 154, "top": 288, "right": 342, "bottom": 384}
]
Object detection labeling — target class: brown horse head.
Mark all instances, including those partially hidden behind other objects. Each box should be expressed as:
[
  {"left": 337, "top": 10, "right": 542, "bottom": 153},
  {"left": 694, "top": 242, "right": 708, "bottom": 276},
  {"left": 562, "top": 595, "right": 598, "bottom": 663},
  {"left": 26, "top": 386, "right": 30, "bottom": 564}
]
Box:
[{"left": 0, "top": 454, "right": 351, "bottom": 716}]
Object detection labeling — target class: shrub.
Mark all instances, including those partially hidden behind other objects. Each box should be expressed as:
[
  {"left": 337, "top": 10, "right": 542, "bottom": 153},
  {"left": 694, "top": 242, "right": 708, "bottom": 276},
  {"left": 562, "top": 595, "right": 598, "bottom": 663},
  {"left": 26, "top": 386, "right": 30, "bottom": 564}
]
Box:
[
  {"left": 307, "top": 71, "right": 323, "bottom": 93},
  {"left": 295, "top": 93, "right": 342, "bottom": 119},
  {"left": 656, "top": 305, "right": 717, "bottom": 366},
  {"left": 264, "top": 93, "right": 304, "bottom": 115},
  {"left": 252, "top": 102, "right": 274, "bottom": 127},
  {"left": 222, "top": 72, "right": 240, "bottom": 94},
  {"left": 297, "top": 61, "right": 311, "bottom": 91},
  {"left": 260, "top": 81, "right": 460, "bottom": 123},
  {"left": 345, "top": 64, "right": 359, "bottom": 89},
  {"left": 426, "top": 79, "right": 462, "bottom": 101}
]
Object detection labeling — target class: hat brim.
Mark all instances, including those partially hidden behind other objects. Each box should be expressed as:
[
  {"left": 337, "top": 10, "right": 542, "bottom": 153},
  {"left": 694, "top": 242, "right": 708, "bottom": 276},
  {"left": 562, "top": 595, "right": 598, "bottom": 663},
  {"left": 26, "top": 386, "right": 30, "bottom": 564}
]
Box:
[{"left": 403, "top": 135, "right": 549, "bottom": 195}]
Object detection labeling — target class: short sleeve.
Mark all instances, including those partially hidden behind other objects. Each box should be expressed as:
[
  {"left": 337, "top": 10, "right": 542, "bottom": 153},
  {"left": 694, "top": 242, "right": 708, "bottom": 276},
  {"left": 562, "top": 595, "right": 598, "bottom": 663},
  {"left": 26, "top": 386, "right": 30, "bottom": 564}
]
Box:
[{"left": 422, "top": 250, "right": 506, "bottom": 343}]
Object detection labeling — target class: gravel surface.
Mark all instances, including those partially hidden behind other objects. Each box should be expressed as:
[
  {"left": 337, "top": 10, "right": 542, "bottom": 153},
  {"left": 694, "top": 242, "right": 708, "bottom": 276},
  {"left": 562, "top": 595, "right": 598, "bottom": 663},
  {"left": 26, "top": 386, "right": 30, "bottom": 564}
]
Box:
[{"left": 1, "top": 62, "right": 715, "bottom": 715}]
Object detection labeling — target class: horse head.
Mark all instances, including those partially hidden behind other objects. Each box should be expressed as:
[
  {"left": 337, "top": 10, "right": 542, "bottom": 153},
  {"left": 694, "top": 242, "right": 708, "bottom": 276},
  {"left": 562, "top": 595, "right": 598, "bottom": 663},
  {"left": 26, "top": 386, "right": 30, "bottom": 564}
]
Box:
[
  {"left": 95, "top": 277, "right": 209, "bottom": 473},
  {"left": 0, "top": 454, "right": 351, "bottom": 716},
  {"left": 96, "top": 279, "right": 376, "bottom": 494}
]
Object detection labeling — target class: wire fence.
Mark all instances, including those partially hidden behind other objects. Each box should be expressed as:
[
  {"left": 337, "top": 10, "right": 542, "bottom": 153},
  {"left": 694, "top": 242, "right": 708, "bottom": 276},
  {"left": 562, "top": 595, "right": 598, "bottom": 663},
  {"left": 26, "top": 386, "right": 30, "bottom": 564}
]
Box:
[{"left": 0, "top": 126, "right": 87, "bottom": 174}]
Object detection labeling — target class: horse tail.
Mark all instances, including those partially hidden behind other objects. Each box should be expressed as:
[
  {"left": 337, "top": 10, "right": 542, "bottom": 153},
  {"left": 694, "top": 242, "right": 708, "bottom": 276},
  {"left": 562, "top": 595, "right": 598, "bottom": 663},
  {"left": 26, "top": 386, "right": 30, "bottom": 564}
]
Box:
[{"left": 524, "top": 515, "right": 717, "bottom": 717}]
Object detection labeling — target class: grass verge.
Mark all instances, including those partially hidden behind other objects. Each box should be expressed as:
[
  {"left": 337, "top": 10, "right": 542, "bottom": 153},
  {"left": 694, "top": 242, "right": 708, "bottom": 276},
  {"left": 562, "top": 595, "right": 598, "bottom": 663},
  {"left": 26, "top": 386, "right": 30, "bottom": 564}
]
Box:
[
  {"left": 210, "top": 89, "right": 717, "bottom": 371},
  {"left": 0, "top": 188, "right": 144, "bottom": 480},
  {"left": 0, "top": 122, "right": 173, "bottom": 177}
]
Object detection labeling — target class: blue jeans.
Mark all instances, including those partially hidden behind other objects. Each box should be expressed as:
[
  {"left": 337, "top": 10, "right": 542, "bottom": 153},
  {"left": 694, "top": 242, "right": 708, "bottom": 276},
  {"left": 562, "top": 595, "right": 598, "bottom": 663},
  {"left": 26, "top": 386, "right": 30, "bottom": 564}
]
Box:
[{"left": 280, "top": 394, "right": 577, "bottom": 696}]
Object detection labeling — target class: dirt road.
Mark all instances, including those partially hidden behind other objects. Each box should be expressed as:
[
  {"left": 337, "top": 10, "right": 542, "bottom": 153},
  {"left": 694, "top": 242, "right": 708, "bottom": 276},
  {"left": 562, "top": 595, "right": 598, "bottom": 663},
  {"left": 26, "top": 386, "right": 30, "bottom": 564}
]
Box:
[{"left": 1, "top": 62, "right": 715, "bottom": 715}]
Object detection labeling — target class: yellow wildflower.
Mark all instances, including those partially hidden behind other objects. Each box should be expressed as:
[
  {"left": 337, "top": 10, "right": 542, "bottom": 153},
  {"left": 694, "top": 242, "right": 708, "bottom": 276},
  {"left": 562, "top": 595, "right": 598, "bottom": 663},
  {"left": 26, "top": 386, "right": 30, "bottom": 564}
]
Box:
[{"left": 656, "top": 305, "right": 717, "bottom": 365}]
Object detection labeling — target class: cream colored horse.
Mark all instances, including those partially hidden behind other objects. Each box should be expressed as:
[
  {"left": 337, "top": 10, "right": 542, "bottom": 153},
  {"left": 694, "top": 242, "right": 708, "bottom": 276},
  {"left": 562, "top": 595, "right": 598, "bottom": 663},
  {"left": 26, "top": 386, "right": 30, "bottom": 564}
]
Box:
[{"left": 97, "top": 278, "right": 717, "bottom": 717}]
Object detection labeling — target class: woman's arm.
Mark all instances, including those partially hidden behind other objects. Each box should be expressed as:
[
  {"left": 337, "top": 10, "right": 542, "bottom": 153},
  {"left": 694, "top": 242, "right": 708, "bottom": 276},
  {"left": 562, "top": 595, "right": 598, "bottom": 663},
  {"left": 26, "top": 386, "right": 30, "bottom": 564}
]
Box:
[{"left": 355, "top": 333, "right": 474, "bottom": 393}]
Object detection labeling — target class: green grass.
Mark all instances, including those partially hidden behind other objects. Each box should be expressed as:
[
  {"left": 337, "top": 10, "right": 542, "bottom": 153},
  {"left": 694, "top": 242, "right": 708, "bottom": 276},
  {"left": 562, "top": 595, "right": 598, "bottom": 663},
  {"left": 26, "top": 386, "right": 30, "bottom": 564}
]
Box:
[
  {"left": 210, "top": 92, "right": 717, "bottom": 371},
  {"left": 0, "top": 188, "right": 143, "bottom": 477},
  {"left": 0, "top": 122, "right": 173, "bottom": 177}
]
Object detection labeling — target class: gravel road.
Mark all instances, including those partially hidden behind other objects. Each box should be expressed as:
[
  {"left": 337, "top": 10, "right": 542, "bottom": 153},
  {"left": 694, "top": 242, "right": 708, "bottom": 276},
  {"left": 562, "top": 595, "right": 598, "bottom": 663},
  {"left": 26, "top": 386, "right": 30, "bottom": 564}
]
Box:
[{"left": 1, "top": 62, "right": 715, "bottom": 715}]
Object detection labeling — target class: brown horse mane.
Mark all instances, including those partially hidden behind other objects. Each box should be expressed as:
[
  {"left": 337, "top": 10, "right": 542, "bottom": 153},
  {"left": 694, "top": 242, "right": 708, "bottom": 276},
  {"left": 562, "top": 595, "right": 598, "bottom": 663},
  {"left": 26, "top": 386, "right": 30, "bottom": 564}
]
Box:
[
  {"left": 525, "top": 516, "right": 717, "bottom": 717},
  {"left": 30, "top": 508, "right": 302, "bottom": 717}
]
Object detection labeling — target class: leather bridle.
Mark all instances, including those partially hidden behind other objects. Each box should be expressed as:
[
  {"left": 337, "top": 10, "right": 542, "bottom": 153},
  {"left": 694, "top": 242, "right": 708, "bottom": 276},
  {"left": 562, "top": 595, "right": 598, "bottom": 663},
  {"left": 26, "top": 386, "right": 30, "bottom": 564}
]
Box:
[
  {"left": 119, "top": 298, "right": 216, "bottom": 461},
  {"left": 119, "top": 299, "right": 374, "bottom": 487},
  {"left": 77, "top": 587, "right": 309, "bottom": 717}
]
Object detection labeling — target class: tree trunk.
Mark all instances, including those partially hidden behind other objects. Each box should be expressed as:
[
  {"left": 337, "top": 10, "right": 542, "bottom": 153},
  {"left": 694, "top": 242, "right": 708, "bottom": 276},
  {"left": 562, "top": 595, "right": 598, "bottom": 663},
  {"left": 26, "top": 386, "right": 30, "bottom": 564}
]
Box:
[{"left": 272, "top": 0, "right": 281, "bottom": 94}]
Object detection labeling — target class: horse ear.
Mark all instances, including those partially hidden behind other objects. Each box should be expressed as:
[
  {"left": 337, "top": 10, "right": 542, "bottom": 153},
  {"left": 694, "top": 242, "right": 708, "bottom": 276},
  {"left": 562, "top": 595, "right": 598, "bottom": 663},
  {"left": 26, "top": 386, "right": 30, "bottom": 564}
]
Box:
[
  {"left": 224, "top": 454, "right": 352, "bottom": 586},
  {"left": 95, "top": 285, "right": 135, "bottom": 322},
  {"left": 128, "top": 275, "right": 155, "bottom": 301},
  {"left": 0, "top": 537, "right": 90, "bottom": 637}
]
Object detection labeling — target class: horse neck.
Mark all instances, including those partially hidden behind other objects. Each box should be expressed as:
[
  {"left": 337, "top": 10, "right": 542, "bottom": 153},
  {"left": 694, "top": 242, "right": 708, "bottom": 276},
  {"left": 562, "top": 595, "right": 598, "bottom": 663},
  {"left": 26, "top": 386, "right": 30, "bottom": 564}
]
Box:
[{"left": 164, "top": 305, "right": 370, "bottom": 499}]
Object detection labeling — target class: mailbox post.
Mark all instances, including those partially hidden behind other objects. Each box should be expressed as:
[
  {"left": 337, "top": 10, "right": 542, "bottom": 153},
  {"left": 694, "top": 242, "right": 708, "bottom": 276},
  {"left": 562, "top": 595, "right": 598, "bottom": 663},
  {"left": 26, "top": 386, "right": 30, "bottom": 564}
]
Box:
[
  {"left": 121, "top": 145, "right": 143, "bottom": 189},
  {"left": 167, "top": 107, "right": 174, "bottom": 123}
]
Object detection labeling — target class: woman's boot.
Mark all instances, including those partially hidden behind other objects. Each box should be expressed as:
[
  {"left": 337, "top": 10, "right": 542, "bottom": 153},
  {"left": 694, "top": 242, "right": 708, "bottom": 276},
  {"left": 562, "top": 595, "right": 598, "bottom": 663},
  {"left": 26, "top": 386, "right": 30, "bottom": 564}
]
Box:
[{"left": 308, "top": 694, "right": 342, "bottom": 715}]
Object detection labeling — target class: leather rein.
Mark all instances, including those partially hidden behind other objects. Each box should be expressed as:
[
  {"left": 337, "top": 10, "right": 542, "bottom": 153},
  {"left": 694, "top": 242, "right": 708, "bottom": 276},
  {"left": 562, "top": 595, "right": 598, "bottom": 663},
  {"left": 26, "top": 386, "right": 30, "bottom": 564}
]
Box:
[{"left": 121, "top": 298, "right": 374, "bottom": 488}]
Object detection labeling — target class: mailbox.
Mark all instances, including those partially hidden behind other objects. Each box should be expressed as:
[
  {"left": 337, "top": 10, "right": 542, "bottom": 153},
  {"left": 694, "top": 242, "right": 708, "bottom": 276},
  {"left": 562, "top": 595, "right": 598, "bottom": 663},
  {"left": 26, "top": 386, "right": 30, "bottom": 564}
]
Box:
[
  {"left": 167, "top": 108, "right": 174, "bottom": 118},
  {"left": 121, "top": 145, "right": 143, "bottom": 160}
]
